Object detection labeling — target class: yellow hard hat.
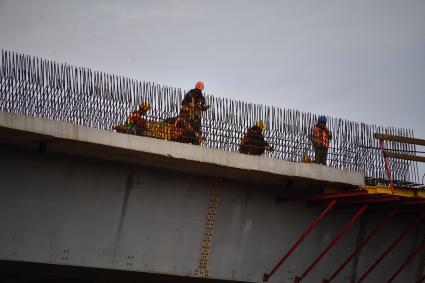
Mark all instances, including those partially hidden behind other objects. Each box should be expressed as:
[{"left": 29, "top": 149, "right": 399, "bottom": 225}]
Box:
[
  {"left": 140, "top": 102, "right": 151, "bottom": 111},
  {"left": 256, "top": 120, "right": 265, "bottom": 130}
]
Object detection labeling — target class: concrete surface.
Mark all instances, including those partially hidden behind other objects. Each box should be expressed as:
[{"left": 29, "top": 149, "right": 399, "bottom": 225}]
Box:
[
  {"left": 0, "top": 110, "right": 364, "bottom": 188},
  {"left": 0, "top": 146, "right": 422, "bottom": 283}
]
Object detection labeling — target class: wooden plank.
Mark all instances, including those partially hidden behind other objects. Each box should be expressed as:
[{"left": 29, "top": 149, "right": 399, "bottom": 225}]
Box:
[
  {"left": 383, "top": 151, "right": 425, "bottom": 163},
  {"left": 374, "top": 133, "right": 425, "bottom": 146}
]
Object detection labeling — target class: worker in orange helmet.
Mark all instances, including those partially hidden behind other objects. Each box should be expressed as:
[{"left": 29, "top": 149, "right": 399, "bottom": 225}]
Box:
[
  {"left": 181, "top": 81, "right": 210, "bottom": 112},
  {"left": 179, "top": 81, "right": 210, "bottom": 140},
  {"left": 311, "top": 115, "right": 332, "bottom": 165},
  {"left": 196, "top": 81, "right": 204, "bottom": 89}
]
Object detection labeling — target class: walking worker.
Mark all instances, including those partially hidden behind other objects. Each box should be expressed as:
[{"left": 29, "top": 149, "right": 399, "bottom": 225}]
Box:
[
  {"left": 311, "top": 115, "right": 332, "bottom": 165},
  {"left": 239, "top": 120, "right": 272, "bottom": 155}
]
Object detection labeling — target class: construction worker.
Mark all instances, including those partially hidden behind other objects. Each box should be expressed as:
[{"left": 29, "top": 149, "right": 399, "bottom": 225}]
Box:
[
  {"left": 181, "top": 81, "right": 210, "bottom": 112},
  {"left": 178, "top": 81, "right": 210, "bottom": 144},
  {"left": 131, "top": 102, "right": 151, "bottom": 135},
  {"left": 239, "top": 120, "right": 272, "bottom": 155},
  {"left": 113, "top": 102, "right": 151, "bottom": 135},
  {"left": 311, "top": 115, "right": 332, "bottom": 165},
  {"left": 172, "top": 115, "right": 198, "bottom": 144}
]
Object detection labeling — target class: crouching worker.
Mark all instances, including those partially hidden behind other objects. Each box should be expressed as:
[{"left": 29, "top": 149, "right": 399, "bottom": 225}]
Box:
[
  {"left": 113, "top": 102, "right": 151, "bottom": 135},
  {"left": 311, "top": 115, "right": 332, "bottom": 165},
  {"left": 239, "top": 120, "right": 273, "bottom": 155}
]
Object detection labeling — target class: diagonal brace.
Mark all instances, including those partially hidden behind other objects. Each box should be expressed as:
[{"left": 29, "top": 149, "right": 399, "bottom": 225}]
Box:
[
  {"left": 295, "top": 205, "right": 368, "bottom": 283},
  {"left": 263, "top": 200, "right": 336, "bottom": 282},
  {"left": 357, "top": 212, "right": 425, "bottom": 283}
]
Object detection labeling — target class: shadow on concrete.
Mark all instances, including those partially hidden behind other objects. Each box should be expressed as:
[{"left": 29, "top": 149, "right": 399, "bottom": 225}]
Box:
[{"left": 0, "top": 260, "right": 246, "bottom": 283}]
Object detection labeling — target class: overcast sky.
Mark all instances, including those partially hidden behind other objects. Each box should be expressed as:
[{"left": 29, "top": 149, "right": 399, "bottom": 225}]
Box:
[{"left": 1, "top": 0, "right": 424, "bottom": 177}]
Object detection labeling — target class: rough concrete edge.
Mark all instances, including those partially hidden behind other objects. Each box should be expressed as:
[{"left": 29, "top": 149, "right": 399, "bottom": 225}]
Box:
[{"left": 0, "top": 111, "right": 365, "bottom": 186}]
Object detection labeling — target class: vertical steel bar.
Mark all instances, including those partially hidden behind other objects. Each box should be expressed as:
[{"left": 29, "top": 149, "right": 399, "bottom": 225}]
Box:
[
  {"left": 357, "top": 212, "right": 425, "bottom": 283},
  {"left": 263, "top": 200, "right": 337, "bottom": 282},
  {"left": 295, "top": 205, "right": 367, "bottom": 283},
  {"left": 324, "top": 208, "right": 399, "bottom": 283},
  {"left": 0, "top": 49, "right": 421, "bottom": 186},
  {"left": 380, "top": 139, "right": 395, "bottom": 194}
]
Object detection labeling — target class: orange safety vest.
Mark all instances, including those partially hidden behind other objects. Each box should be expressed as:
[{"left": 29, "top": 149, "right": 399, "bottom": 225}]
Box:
[{"left": 314, "top": 126, "right": 330, "bottom": 148}]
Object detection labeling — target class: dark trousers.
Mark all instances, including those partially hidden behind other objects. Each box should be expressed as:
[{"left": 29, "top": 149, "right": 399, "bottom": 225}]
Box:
[{"left": 314, "top": 145, "right": 328, "bottom": 165}]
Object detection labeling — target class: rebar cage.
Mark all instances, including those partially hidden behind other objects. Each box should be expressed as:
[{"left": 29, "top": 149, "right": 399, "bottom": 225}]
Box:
[{"left": 0, "top": 50, "right": 422, "bottom": 188}]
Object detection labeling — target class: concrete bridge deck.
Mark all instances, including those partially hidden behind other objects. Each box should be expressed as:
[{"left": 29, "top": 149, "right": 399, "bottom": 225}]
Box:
[{"left": 0, "top": 110, "right": 364, "bottom": 189}]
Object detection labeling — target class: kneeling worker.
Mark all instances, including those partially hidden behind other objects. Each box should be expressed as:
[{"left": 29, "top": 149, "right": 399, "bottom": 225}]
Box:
[{"left": 239, "top": 120, "right": 272, "bottom": 155}]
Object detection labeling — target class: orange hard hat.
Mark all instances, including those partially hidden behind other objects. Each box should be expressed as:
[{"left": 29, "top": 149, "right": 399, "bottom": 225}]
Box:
[{"left": 195, "top": 81, "right": 204, "bottom": 90}]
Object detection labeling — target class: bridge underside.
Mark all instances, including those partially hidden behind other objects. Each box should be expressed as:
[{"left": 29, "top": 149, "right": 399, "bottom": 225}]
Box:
[
  {"left": 0, "top": 260, "right": 239, "bottom": 283},
  {"left": 0, "top": 141, "right": 423, "bottom": 283}
]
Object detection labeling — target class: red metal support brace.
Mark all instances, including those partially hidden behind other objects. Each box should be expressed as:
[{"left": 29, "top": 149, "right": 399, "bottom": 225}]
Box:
[
  {"left": 380, "top": 139, "right": 394, "bottom": 194},
  {"left": 386, "top": 238, "right": 425, "bottom": 282},
  {"left": 401, "top": 199, "right": 425, "bottom": 205},
  {"left": 276, "top": 190, "right": 369, "bottom": 203},
  {"left": 294, "top": 205, "right": 368, "bottom": 283},
  {"left": 335, "top": 196, "right": 399, "bottom": 205},
  {"left": 263, "top": 200, "right": 336, "bottom": 282},
  {"left": 323, "top": 208, "right": 399, "bottom": 283},
  {"left": 357, "top": 212, "right": 425, "bottom": 283}
]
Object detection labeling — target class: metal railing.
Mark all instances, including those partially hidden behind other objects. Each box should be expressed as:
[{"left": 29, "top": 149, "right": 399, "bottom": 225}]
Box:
[{"left": 0, "top": 50, "right": 422, "bottom": 188}]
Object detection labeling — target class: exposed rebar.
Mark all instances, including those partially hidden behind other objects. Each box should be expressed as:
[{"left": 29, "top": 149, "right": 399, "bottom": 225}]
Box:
[{"left": 0, "top": 50, "right": 422, "bottom": 188}]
